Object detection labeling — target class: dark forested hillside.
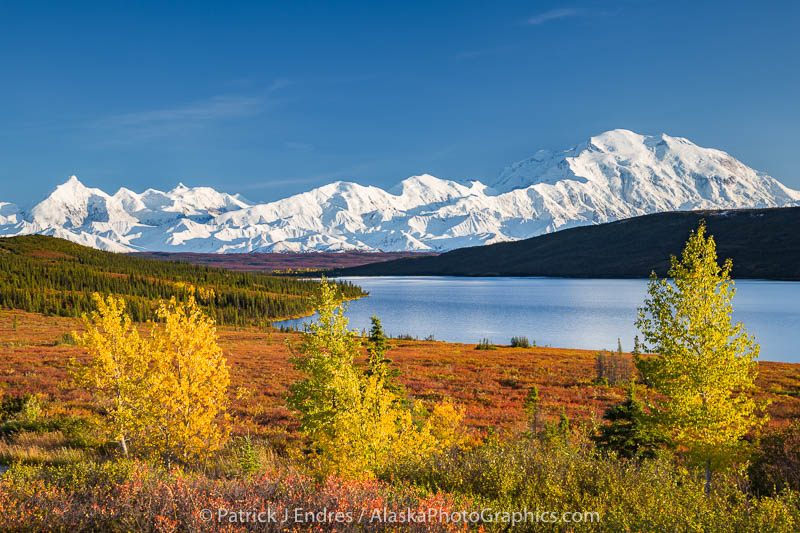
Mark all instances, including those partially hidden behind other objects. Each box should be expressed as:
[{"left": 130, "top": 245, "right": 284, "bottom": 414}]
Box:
[
  {"left": 0, "top": 235, "right": 365, "bottom": 324},
  {"left": 332, "top": 207, "right": 800, "bottom": 280}
]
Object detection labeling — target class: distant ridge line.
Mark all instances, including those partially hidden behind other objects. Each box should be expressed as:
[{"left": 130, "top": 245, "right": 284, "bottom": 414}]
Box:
[{"left": 330, "top": 207, "right": 800, "bottom": 280}]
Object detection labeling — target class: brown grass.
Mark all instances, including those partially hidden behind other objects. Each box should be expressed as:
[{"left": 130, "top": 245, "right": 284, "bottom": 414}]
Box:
[
  {"left": 25, "top": 249, "right": 74, "bottom": 261},
  {"left": 0, "top": 431, "right": 97, "bottom": 464}
]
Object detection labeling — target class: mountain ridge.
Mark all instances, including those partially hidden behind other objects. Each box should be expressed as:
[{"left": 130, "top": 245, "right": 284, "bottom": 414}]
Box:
[
  {"left": 2, "top": 129, "right": 798, "bottom": 253},
  {"left": 330, "top": 206, "right": 800, "bottom": 280}
]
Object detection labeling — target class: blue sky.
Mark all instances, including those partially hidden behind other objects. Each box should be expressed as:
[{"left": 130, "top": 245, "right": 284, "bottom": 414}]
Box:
[{"left": 1, "top": 1, "right": 799, "bottom": 205}]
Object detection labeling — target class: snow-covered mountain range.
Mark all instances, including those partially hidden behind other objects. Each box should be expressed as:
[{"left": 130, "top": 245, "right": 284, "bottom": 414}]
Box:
[{"left": 2, "top": 129, "right": 799, "bottom": 253}]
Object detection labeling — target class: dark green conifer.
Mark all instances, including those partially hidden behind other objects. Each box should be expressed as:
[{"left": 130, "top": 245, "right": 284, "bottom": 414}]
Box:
[
  {"left": 523, "top": 385, "right": 541, "bottom": 433},
  {"left": 592, "top": 382, "right": 668, "bottom": 459},
  {"left": 365, "top": 316, "right": 403, "bottom": 395}
]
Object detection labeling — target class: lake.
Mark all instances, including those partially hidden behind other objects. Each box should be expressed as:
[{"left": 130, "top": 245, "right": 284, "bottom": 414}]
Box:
[{"left": 275, "top": 277, "right": 800, "bottom": 364}]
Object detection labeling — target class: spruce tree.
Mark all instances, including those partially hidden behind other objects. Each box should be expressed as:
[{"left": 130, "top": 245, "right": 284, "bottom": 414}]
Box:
[
  {"left": 558, "top": 407, "right": 570, "bottom": 437},
  {"left": 523, "top": 384, "right": 541, "bottom": 433},
  {"left": 592, "top": 382, "right": 668, "bottom": 459},
  {"left": 365, "top": 316, "right": 403, "bottom": 395}
]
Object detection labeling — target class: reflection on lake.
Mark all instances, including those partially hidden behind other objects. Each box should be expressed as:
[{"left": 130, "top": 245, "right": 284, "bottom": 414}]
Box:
[{"left": 276, "top": 277, "right": 800, "bottom": 364}]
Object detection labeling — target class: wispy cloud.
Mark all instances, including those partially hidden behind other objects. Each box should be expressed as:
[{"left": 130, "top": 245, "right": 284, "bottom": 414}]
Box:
[
  {"left": 109, "top": 95, "right": 263, "bottom": 127},
  {"left": 456, "top": 44, "right": 519, "bottom": 61},
  {"left": 267, "top": 78, "right": 292, "bottom": 92},
  {"left": 284, "top": 141, "right": 314, "bottom": 152},
  {"left": 231, "top": 176, "right": 325, "bottom": 191},
  {"left": 92, "top": 79, "right": 290, "bottom": 146},
  {"left": 226, "top": 163, "right": 372, "bottom": 195},
  {"left": 309, "top": 73, "right": 381, "bottom": 86},
  {"left": 527, "top": 8, "right": 584, "bottom": 25}
]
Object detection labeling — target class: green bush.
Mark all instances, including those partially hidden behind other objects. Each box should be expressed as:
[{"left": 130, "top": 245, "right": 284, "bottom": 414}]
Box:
[
  {"left": 2, "top": 435, "right": 800, "bottom": 531},
  {"left": 750, "top": 421, "right": 800, "bottom": 495},
  {"left": 237, "top": 435, "right": 261, "bottom": 477},
  {"left": 384, "top": 437, "right": 800, "bottom": 532},
  {"left": 0, "top": 394, "right": 27, "bottom": 421},
  {"left": 0, "top": 414, "right": 101, "bottom": 450},
  {"left": 475, "top": 338, "right": 497, "bottom": 350},
  {"left": 510, "top": 336, "right": 531, "bottom": 348},
  {"left": 592, "top": 385, "right": 671, "bottom": 459}
]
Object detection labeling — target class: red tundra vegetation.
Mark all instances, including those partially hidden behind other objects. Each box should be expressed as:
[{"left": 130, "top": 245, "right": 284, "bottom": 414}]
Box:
[{"left": 1, "top": 309, "right": 798, "bottom": 439}]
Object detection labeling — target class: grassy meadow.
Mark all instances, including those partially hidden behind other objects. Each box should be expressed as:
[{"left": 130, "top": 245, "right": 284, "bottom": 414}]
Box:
[{"left": 1, "top": 307, "right": 800, "bottom": 531}]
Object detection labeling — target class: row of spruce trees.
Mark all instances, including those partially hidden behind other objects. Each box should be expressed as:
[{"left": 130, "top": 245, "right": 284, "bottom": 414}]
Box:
[{"left": 0, "top": 235, "right": 365, "bottom": 325}]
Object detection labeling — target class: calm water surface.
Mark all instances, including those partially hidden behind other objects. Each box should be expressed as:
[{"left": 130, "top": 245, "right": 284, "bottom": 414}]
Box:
[{"left": 276, "top": 277, "right": 800, "bottom": 363}]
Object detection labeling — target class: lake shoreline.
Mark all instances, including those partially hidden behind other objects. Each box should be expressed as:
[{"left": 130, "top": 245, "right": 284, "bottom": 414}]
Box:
[{"left": 276, "top": 276, "right": 800, "bottom": 364}]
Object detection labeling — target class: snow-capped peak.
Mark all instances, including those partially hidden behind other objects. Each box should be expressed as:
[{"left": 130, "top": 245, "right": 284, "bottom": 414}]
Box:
[
  {"left": 3, "top": 130, "right": 799, "bottom": 253},
  {"left": 493, "top": 130, "right": 800, "bottom": 209},
  {"left": 51, "top": 175, "right": 100, "bottom": 197},
  {"left": 588, "top": 128, "right": 647, "bottom": 155},
  {"left": 389, "top": 174, "right": 482, "bottom": 207},
  {"left": 27, "top": 176, "right": 114, "bottom": 229},
  {"left": 64, "top": 174, "right": 83, "bottom": 186},
  {"left": 0, "top": 202, "right": 20, "bottom": 226}
]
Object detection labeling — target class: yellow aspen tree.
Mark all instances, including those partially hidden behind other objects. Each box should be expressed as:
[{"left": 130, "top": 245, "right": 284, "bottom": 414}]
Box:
[
  {"left": 72, "top": 293, "right": 152, "bottom": 456},
  {"left": 146, "top": 292, "right": 231, "bottom": 467},
  {"left": 287, "top": 280, "right": 366, "bottom": 474},
  {"left": 287, "top": 280, "right": 464, "bottom": 478},
  {"left": 318, "top": 373, "right": 404, "bottom": 477},
  {"left": 635, "top": 222, "right": 766, "bottom": 493}
]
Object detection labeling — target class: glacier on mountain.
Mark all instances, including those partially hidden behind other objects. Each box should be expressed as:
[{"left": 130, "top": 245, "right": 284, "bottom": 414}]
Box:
[{"left": 2, "top": 129, "right": 799, "bottom": 253}]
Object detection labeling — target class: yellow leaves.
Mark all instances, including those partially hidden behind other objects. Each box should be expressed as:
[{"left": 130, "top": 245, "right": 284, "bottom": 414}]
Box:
[
  {"left": 287, "top": 279, "right": 464, "bottom": 479},
  {"left": 196, "top": 286, "right": 215, "bottom": 302},
  {"left": 635, "top": 222, "right": 765, "bottom": 470},
  {"left": 72, "top": 294, "right": 152, "bottom": 446},
  {"left": 234, "top": 386, "right": 252, "bottom": 401},
  {"left": 421, "top": 401, "right": 467, "bottom": 451},
  {"left": 145, "top": 294, "right": 231, "bottom": 465},
  {"left": 72, "top": 291, "right": 230, "bottom": 466}
]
